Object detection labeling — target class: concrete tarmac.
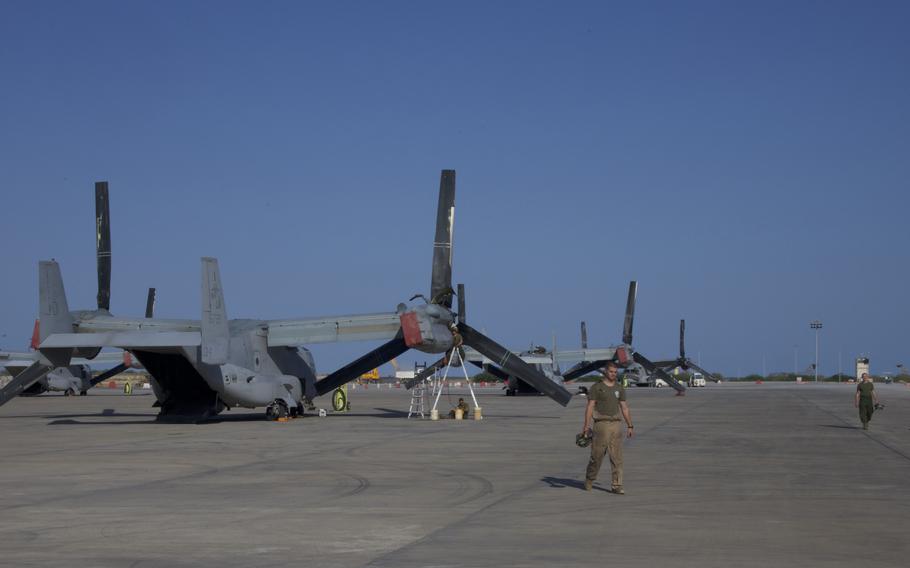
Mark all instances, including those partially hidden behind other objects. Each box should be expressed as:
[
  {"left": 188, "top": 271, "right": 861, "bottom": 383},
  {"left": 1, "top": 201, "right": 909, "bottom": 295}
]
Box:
[{"left": 1, "top": 382, "right": 908, "bottom": 567}]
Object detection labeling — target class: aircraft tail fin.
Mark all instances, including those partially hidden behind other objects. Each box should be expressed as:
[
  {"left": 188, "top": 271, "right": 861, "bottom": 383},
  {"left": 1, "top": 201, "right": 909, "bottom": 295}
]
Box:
[
  {"left": 38, "top": 261, "right": 74, "bottom": 343},
  {"left": 200, "top": 257, "right": 229, "bottom": 365}
]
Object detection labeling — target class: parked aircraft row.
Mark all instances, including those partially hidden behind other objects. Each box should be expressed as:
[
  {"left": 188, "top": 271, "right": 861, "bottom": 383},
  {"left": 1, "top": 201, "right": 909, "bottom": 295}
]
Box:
[{"left": 0, "top": 172, "right": 716, "bottom": 420}]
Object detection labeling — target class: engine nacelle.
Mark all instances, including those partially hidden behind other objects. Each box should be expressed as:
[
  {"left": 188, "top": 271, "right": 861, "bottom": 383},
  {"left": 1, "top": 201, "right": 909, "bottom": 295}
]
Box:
[{"left": 397, "top": 303, "right": 456, "bottom": 354}]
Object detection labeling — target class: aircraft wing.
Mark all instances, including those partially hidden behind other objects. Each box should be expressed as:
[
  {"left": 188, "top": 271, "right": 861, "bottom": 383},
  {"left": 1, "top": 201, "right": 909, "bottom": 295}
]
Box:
[
  {"left": 461, "top": 347, "right": 552, "bottom": 366},
  {"left": 554, "top": 348, "right": 618, "bottom": 363},
  {"left": 39, "top": 332, "right": 201, "bottom": 349},
  {"left": 266, "top": 313, "right": 401, "bottom": 346},
  {"left": 1, "top": 349, "right": 132, "bottom": 375}
]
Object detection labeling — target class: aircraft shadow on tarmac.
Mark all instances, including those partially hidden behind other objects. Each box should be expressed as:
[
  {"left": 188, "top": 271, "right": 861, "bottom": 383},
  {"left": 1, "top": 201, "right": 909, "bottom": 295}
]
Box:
[
  {"left": 329, "top": 407, "right": 412, "bottom": 419},
  {"left": 541, "top": 476, "right": 613, "bottom": 493},
  {"left": 820, "top": 424, "right": 862, "bottom": 430},
  {"left": 44, "top": 410, "right": 279, "bottom": 426}
]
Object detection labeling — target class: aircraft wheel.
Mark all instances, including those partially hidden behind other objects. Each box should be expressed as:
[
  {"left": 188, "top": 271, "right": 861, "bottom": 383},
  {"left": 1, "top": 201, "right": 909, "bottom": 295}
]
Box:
[
  {"left": 65, "top": 388, "right": 76, "bottom": 397},
  {"left": 266, "top": 401, "right": 289, "bottom": 421},
  {"left": 80, "top": 390, "right": 88, "bottom": 396}
]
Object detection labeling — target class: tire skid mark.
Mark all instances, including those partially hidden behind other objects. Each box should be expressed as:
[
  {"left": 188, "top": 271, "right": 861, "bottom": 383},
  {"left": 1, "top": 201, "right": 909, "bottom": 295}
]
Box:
[{"left": 1, "top": 423, "right": 445, "bottom": 513}]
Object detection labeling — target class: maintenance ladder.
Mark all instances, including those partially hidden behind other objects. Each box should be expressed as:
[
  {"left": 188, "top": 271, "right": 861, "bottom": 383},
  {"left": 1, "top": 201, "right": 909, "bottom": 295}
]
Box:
[{"left": 408, "top": 380, "right": 426, "bottom": 419}]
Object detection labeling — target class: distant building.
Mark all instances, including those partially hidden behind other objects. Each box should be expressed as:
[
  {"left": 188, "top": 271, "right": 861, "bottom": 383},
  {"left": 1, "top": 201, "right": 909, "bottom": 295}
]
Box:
[{"left": 855, "top": 357, "right": 870, "bottom": 381}]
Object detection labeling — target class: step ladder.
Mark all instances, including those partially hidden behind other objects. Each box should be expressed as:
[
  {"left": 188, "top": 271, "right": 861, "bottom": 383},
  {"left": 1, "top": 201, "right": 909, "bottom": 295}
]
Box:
[{"left": 408, "top": 379, "right": 427, "bottom": 419}]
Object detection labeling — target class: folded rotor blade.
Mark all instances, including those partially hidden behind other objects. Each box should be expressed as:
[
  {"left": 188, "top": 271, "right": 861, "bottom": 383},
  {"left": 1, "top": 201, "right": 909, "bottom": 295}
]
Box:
[
  {"left": 481, "top": 363, "right": 509, "bottom": 381},
  {"left": 145, "top": 288, "right": 157, "bottom": 318},
  {"left": 580, "top": 321, "right": 588, "bottom": 349},
  {"left": 686, "top": 361, "right": 719, "bottom": 382},
  {"left": 402, "top": 356, "right": 447, "bottom": 389},
  {"left": 315, "top": 335, "right": 408, "bottom": 396},
  {"left": 0, "top": 361, "right": 53, "bottom": 407},
  {"left": 457, "top": 283, "right": 465, "bottom": 323},
  {"left": 633, "top": 352, "right": 686, "bottom": 394},
  {"left": 458, "top": 323, "right": 572, "bottom": 406},
  {"left": 95, "top": 181, "right": 112, "bottom": 312},
  {"left": 89, "top": 363, "right": 130, "bottom": 388},
  {"left": 622, "top": 281, "right": 637, "bottom": 345},
  {"left": 562, "top": 360, "right": 608, "bottom": 382},
  {"left": 430, "top": 170, "right": 456, "bottom": 307},
  {"left": 679, "top": 319, "right": 686, "bottom": 359}
]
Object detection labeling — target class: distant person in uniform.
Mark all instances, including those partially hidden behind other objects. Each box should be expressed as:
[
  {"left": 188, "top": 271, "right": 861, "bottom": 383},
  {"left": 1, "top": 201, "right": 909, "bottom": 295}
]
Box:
[
  {"left": 580, "top": 361, "right": 633, "bottom": 493},
  {"left": 854, "top": 373, "right": 879, "bottom": 430},
  {"left": 449, "top": 397, "right": 469, "bottom": 419}
]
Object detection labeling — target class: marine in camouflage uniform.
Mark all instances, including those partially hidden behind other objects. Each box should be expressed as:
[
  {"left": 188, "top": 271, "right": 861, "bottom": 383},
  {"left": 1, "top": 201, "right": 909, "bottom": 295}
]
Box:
[
  {"left": 581, "top": 361, "right": 633, "bottom": 493},
  {"left": 854, "top": 373, "right": 879, "bottom": 430}
]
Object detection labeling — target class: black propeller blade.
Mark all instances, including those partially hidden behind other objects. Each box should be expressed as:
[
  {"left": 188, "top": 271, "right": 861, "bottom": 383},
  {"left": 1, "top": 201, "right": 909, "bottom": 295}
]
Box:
[
  {"left": 685, "top": 361, "right": 719, "bottom": 383},
  {"left": 480, "top": 362, "right": 509, "bottom": 381},
  {"left": 679, "top": 319, "right": 686, "bottom": 360},
  {"left": 402, "top": 356, "right": 448, "bottom": 389},
  {"left": 457, "top": 283, "right": 465, "bottom": 323},
  {"left": 458, "top": 323, "right": 572, "bottom": 406},
  {"left": 89, "top": 363, "right": 130, "bottom": 389},
  {"left": 145, "top": 288, "right": 156, "bottom": 318},
  {"left": 581, "top": 321, "right": 588, "bottom": 349},
  {"left": 95, "top": 181, "right": 112, "bottom": 312},
  {"left": 633, "top": 352, "right": 686, "bottom": 394},
  {"left": 430, "top": 170, "right": 456, "bottom": 308},
  {"left": 315, "top": 334, "right": 409, "bottom": 396},
  {"left": 562, "top": 360, "right": 609, "bottom": 382},
  {"left": 622, "top": 281, "right": 637, "bottom": 345}
]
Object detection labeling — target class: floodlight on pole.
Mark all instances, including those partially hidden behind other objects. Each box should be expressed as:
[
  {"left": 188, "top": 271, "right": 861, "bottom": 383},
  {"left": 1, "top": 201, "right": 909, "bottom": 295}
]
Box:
[{"left": 810, "top": 321, "right": 823, "bottom": 382}]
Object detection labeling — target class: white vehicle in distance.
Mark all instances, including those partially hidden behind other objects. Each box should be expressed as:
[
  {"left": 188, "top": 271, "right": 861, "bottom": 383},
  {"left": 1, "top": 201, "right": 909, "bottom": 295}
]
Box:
[{"left": 689, "top": 372, "right": 706, "bottom": 387}]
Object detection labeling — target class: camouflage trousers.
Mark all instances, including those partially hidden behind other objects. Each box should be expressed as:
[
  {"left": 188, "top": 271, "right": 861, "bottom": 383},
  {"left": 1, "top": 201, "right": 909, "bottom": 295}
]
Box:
[
  {"left": 859, "top": 400, "right": 874, "bottom": 426},
  {"left": 585, "top": 419, "right": 623, "bottom": 489}
]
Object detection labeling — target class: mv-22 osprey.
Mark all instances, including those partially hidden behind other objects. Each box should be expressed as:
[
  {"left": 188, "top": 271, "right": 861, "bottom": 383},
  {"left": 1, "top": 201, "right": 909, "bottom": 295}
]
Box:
[
  {"left": 403, "top": 281, "right": 688, "bottom": 396},
  {"left": 0, "top": 291, "right": 155, "bottom": 396},
  {"left": 0, "top": 172, "right": 572, "bottom": 420}
]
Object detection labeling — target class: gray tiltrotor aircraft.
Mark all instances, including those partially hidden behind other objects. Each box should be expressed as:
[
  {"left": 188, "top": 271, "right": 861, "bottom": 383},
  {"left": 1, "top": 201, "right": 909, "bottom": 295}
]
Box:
[
  {"left": 651, "top": 319, "right": 719, "bottom": 382},
  {"left": 401, "top": 281, "right": 680, "bottom": 397},
  {"left": 311, "top": 170, "right": 573, "bottom": 406},
  {"left": 559, "top": 282, "right": 687, "bottom": 394},
  {"left": 0, "top": 171, "right": 572, "bottom": 420},
  {"left": 1, "top": 291, "right": 155, "bottom": 397}
]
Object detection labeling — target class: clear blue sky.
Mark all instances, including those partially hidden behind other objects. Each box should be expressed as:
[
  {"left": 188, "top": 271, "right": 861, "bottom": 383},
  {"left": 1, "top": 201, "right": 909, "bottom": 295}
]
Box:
[{"left": 1, "top": 0, "right": 907, "bottom": 377}]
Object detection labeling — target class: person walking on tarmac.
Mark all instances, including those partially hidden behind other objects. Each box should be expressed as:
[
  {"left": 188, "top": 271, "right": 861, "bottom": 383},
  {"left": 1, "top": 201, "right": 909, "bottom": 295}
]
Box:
[
  {"left": 580, "top": 361, "right": 633, "bottom": 493},
  {"left": 855, "top": 373, "right": 880, "bottom": 430}
]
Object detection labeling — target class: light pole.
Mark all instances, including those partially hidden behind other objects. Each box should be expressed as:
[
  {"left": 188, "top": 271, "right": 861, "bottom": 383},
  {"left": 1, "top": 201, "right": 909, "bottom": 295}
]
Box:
[{"left": 810, "top": 321, "right": 823, "bottom": 382}]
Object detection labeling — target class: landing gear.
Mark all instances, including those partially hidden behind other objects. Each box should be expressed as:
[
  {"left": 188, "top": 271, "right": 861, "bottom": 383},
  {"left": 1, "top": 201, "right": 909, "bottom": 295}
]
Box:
[
  {"left": 80, "top": 390, "right": 88, "bottom": 396},
  {"left": 505, "top": 388, "right": 516, "bottom": 397},
  {"left": 64, "top": 388, "right": 76, "bottom": 397},
  {"left": 265, "top": 400, "right": 289, "bottom": 421}
]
